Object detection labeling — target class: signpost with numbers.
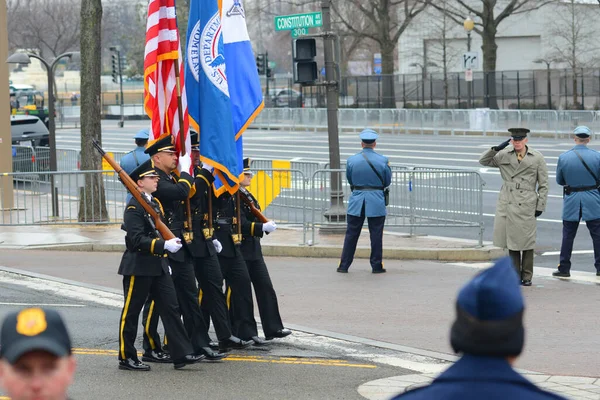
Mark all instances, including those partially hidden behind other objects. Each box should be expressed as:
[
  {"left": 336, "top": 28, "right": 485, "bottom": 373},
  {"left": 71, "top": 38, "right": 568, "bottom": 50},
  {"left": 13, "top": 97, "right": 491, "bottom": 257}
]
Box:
[{"left": 274, "top": 12, "right": 323, "bottom": 31}]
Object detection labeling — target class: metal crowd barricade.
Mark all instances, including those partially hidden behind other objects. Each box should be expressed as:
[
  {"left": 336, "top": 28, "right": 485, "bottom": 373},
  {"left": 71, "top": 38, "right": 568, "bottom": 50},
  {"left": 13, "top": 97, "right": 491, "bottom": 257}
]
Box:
[
  {"left": 245, "top": 168, "right": 308, "bottom": 243},
  {"left": 309, "top": 167, "right": 484, "bottom": 246},
  {"left": 0, "top": 170, "right": 127, "bottom": 226}
]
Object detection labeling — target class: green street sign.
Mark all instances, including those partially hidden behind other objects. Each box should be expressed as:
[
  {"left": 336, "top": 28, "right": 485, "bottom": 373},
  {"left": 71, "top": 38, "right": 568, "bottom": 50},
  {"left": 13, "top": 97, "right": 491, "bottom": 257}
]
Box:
[
  {"left": 291, "top": 28, "right": 310, "bottom": 38},
  {"left": 268, "top": 61, "right": 276, "bottom": 68},
  {"left": 274, "top": 12, "right": 323, "bottom": 31}
]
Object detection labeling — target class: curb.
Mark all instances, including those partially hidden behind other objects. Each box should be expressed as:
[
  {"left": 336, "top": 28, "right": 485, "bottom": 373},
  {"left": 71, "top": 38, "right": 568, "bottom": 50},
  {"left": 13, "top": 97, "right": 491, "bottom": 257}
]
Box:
[{"left": 23, "top": 242, "right": 506, "bottom": 262}]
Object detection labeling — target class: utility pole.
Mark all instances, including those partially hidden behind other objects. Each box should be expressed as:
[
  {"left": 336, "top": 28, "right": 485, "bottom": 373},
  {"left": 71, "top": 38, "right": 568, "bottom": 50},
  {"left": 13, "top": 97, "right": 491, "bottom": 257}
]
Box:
[
  {"left": 110, "top": 46, "right": 125, "bottom": 128},
  {"left": 0, "top": 3, "right": 13, "bottom": 211},
  {"left": 321, "top": 0, "right": 345, "bottom": 229}
]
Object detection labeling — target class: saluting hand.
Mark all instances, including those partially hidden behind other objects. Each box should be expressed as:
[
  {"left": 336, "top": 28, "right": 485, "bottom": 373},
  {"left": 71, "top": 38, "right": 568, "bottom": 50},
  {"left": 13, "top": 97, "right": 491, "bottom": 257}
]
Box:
[{"left": 492, "top": 139, "right": 511, "bottom": 152}]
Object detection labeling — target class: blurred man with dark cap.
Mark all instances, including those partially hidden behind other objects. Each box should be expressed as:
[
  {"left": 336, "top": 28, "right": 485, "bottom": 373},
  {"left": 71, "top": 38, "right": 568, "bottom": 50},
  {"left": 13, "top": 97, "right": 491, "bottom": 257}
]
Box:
[
  {"left": 391, "top": 257, "right": 566, "bottom": 400},
  {"left": 554, "top": 126, "right": 600, "bottom": 278},
  {"left": 0, "top": 308, "right": 76, "bottom": 400},
  {"left": 337, "top": 129, "right": 391, "bottom": 274},
  {"left": 480, "top": 128, "right": 549, "bottom": 286}
]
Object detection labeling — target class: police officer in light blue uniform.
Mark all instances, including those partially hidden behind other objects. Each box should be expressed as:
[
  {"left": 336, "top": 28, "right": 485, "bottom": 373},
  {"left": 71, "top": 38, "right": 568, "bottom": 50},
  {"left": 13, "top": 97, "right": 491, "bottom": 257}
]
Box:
[
  {"left": 554, "top": 126, "right": 600, "bottom": 278},
  {"left": 337, "top": 129, "right": 391, "bottom": 274},
  {"left": 120, "top": 128, "right": 151, "bottom": 203},
  {"left": 392, "top": 257, "right": 567, "bottom": 400}
]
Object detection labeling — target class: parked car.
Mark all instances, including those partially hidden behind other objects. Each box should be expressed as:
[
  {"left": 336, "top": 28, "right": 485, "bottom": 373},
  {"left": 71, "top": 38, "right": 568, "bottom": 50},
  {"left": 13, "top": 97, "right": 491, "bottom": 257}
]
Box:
[
  {"left": 10, "top": 115, "right": 49, "bottom": 147},
  {"left": 269, "top": 88, "right": 303, "bottom": 108}
]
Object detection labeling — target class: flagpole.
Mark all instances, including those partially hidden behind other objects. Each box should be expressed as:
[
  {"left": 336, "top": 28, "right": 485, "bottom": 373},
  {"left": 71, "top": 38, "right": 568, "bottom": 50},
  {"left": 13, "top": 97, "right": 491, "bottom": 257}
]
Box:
[{"left": 174, "top": 57, "right": 194, "bottom": 243}]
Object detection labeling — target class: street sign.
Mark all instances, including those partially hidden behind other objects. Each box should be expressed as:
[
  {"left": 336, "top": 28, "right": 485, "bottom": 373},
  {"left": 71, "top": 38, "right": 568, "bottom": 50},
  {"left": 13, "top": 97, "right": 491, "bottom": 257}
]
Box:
[
  {"left": 291, "top": 27, "right": 310, "bottom": 38},
  {"left": 373, "top": 52, "right": 382, "bottom": 75},
  {"left": 462, "top": 51, "right": 479, "bottom": 70},
  {"left": 465, "top": 69, "right": 473, "bottom": 82},
  {"left": 275, "top": 12, "right": 323, "bottom": 31}
]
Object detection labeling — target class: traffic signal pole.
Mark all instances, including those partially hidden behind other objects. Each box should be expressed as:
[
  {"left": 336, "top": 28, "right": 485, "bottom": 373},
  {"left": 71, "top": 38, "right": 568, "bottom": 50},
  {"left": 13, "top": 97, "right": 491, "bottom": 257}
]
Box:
[
  {"left": 265, "top": 52, "right": 270, "bottom": 106},
  {"left": 321, "top": 0, "right": 345, "bottom": 229}
]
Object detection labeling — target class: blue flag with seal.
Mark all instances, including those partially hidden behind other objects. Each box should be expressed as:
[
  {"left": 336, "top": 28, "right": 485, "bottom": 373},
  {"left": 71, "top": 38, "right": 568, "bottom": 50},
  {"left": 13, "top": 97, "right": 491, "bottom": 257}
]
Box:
[
  {"left": 185, "top": 0, "right": 239, "bottom": 195},
  {"left": 221, "top": 0, "right": 264, "bottom": 182}
]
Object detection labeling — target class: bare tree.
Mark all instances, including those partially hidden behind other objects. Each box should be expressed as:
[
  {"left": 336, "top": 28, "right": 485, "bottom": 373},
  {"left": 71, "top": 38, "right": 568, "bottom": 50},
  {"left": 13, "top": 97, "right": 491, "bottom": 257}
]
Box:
[
  {"left": 7, "top": 0, "right": 81, "bottom": 58},
  {"left": 332, "top": 0, "right": 429, "bottom": 107},
  {"left": 79, "top": 0, "right": 108, "bottom": 222},
  {"left": 431, "top": 0, "right": 552, "bottom": 109},
  {"left": 546, "top": 0, "right": 600, "bottom": 109},
  {"left": 425, "top": 0, "right": 460, "bottom": 108}
]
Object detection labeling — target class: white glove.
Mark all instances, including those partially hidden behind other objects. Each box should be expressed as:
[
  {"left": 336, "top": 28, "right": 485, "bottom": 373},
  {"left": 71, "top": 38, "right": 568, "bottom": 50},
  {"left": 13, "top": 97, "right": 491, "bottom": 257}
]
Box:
[
  {"left": 262, "top": 221, "right": 277, "bottom": 233},
  {"left": 179, "top": 154, "right": 192, "bottom": 173},
  {"left": 212, "top": 239, "right": 223, "bottom": 253},
  {"left": 164, "top": 238, "right": 182, "bottom": 253},
  {"left": 202, "top": 162, "right": 214, "bottom": 173}
]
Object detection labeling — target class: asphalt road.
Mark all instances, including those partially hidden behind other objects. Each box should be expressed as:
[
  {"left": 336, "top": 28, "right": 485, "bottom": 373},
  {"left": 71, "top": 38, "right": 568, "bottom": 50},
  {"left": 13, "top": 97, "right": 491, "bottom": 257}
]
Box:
[
  {"left": 54, "top": 121, "right": 600, "bottom": 272},
  {"left": 0, "top": 271, "right": 409, "bottom": 400}
]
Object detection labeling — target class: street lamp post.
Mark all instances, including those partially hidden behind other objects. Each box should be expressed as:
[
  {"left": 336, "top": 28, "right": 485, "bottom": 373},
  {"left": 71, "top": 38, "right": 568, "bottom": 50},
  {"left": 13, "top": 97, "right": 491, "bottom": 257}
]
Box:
[
  {"left": 463, "top": 17, "right": 475, "bottom": 108},
  {"left": 7, "top": 51, "right": 80, "bottom": 217},
  {"left": 410, "top": 61, "right": 438, "bottom": 108}
]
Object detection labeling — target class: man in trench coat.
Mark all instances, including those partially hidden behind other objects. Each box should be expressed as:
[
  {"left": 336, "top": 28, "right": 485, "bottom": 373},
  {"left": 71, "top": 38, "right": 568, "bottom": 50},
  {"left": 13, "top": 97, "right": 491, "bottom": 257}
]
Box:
[{"left": 479, "top": 128, "right": 549, "bottom": 286}]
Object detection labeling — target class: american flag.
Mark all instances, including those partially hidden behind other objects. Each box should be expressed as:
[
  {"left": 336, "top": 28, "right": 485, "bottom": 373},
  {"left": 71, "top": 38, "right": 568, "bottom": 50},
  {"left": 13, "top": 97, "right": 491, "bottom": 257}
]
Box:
[{"left": 143, "top": 0, "right": 191, "bottom": 167}]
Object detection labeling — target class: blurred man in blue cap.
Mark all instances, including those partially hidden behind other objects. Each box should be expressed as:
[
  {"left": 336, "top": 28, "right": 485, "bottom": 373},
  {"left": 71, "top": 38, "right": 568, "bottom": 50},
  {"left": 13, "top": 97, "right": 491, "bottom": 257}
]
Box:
[
  {"left": 120, "top": 128, "right": 151, "bottom": 203},
  {"left": 392, "top": 257, "right": 566, "bottom": 400},
  {"left": 554, "top": 126, "right": 600, "bottom": 278},
  {"left": 337, "top": 129, "right": 391, "bottom": 274}
]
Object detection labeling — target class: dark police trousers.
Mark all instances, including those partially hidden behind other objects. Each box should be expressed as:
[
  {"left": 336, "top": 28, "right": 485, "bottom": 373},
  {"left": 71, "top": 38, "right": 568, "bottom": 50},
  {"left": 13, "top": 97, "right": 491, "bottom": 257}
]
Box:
[
  {"left": 559, "top": 215, "right": 600, "bottom": 273},
  {"left": 142, "top": 255, "right": 211, "bottom": 353},
  {"left": 193, "top": 253, "right": 232, "bottom": 341},
  {"left": 119, "top": 273, "right": 192, "bottom": 361},
  {"left": 339, "top": 204, "right": 385, "bottom": 271},
  {"left": 244, "top": 258, "right": 284, "bottom": 337}
]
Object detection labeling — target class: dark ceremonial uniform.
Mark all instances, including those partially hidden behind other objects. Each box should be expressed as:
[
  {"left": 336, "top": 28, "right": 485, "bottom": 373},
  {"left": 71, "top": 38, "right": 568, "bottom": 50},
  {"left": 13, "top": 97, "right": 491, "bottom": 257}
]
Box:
[
  {"left": 117, "top": 160, "right": 196, "bottom": 369},
  {"left": 239, "top": 187, "right": 286, "bottom": 338},
  {"left": 189, "top": 167, "right": 233, "bottom": 341},
  {"left": 214, "top": 191, "right": 258, "bottom": 341},
  {"left": 141, "top": 135, "right": 212, "bottom": 355}
]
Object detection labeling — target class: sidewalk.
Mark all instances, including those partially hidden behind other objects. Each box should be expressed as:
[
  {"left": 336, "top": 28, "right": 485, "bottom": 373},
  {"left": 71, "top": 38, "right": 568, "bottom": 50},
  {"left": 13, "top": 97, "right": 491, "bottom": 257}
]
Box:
[{"left": 0, "top": 225, "right": 504, "bottom": 262}]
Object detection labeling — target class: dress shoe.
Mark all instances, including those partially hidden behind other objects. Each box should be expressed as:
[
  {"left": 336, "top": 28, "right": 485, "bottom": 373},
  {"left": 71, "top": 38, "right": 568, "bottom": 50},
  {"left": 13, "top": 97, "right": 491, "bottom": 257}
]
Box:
[
  {"left": 372, "top": 268, "right": 387, "bottom": 274},
  {"left": 209, "top": 340, "right": 220, "bottom": 350},
  {"left": 266, "top": 328, "right": 292, "bottom": 340},
  {"left": 197, "top": 347, "right": 228, "bottom": 361},
  {"left": 336, "top": 267, "right": 348, "bottom": 273},
  {"left": 248, "top": 336, "right": 269, "bottom": 346},
  {"left": 219, "top": 336, "right": 254, "bottom": 352},
  {"left": 552, "top": 270, "right": 571, "bottom": 278},
  {"left": 521, "top": 280, "right": 532, "bottom": 287},
  {"left": 119, "top": 358, "right": 151, "bottom": 371},
  {"left": 173, "top": 354, "right": 204, "bottom": 370},
  {"left": 141, "top": 350, "right": 171, "bottom": 363}
]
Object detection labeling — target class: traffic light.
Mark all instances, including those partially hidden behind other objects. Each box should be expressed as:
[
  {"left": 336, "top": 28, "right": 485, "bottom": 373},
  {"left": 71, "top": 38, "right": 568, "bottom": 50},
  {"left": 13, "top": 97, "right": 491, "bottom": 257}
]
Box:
[
  {"left": 267, "top": 68, "right": 273, "bottom": 78},
  {"left": 256, "top": 54, "right": 266, "bottom": 75},
  {"left": 111, "top": 53, "right": 119, "bottom": 84},
  {"left": 293, "top": 38, "right": 317, "bottom": 84}
]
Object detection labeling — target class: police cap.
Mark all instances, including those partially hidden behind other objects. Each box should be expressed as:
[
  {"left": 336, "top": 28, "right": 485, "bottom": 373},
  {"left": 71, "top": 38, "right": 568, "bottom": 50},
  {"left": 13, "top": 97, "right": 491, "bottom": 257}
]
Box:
[
  {"left": 573, "top": 126, "right": 591, "bottom": 138},
  {"left": 130, "top": 159, "right": 159, "bottom": 182},
  {"left": 508, "top": 127, "right": 530, "bottom": 140},
  {"left": 133, "top": 128, "right": 150, "bottom": 140},
  {"left": 450, "top": 257, "right": 525, "bottom": 357},
  {"left": 359, "top": 129, "right": 379, "bottom": 144},
  {"left": 144, "top": 133, "right": 176, "bottom": 156},
  {"left": 243, "top": 157, "right": 252, "bottom": 174},
  {"left": 190, "top": 130, "right": 199, "bottom": 149}
]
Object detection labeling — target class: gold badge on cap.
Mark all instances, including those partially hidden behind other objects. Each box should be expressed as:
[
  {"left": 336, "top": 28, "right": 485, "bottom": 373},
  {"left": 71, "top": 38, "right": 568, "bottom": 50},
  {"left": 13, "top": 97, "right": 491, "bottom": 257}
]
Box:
[{"left": 16, "top": 308, "right": 48, "bottom": 337}]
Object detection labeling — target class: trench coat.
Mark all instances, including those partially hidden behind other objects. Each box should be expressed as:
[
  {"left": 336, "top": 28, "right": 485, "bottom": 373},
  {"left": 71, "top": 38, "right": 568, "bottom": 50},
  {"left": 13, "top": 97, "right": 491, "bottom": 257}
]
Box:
[
  {"left": 479, "top": 146, "right": 549, "bottom": 251},
  {"left": 556, "top": 144, "right": 600, "bottom": 221},
  {"left": 391, "top": 355, "right": 566, "bottom": 400}
]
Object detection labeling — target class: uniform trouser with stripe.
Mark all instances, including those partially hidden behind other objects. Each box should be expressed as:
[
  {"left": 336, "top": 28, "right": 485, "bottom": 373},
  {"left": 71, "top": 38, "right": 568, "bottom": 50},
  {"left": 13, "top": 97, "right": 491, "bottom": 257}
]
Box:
[
  {"left": 339, "top": 204, "right": 385, "bottom": 271},
  {"left": 244, "top": 257, "right": 284, "bottom": 337},
  {"left": 142, "top": 257, "right": 212, "bottom": 354},
  {"left": 193, "top": 254, "right": 232, "bottom": 341},
  {"left": 509, "top": 249, "right": 535, "bottom": 281},
  {"left": 142, "top": 296, "right": 163, "bottom": 353},
  {"left": 218, "top": 248, "right": 258, "bottom": 340},
  {"left": 119, "top": 273, "right": 193, "bottom": 361}
]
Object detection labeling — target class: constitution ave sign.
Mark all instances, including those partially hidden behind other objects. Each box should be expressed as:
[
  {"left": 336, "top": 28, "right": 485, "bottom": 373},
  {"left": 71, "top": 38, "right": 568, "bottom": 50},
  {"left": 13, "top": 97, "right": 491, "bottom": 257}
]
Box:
[{"left": 274, "top": 12, "right": 323, "bottom": 31}]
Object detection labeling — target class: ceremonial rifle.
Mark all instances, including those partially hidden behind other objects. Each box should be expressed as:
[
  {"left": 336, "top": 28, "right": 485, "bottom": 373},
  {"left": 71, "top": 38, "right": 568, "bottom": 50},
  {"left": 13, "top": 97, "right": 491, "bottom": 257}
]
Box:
[
  {"left": 238, "top": 186, "right": 269, "bottom": 223},
  {"left": 92, "top": 140, "right": 176, "bottom": 240}
]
